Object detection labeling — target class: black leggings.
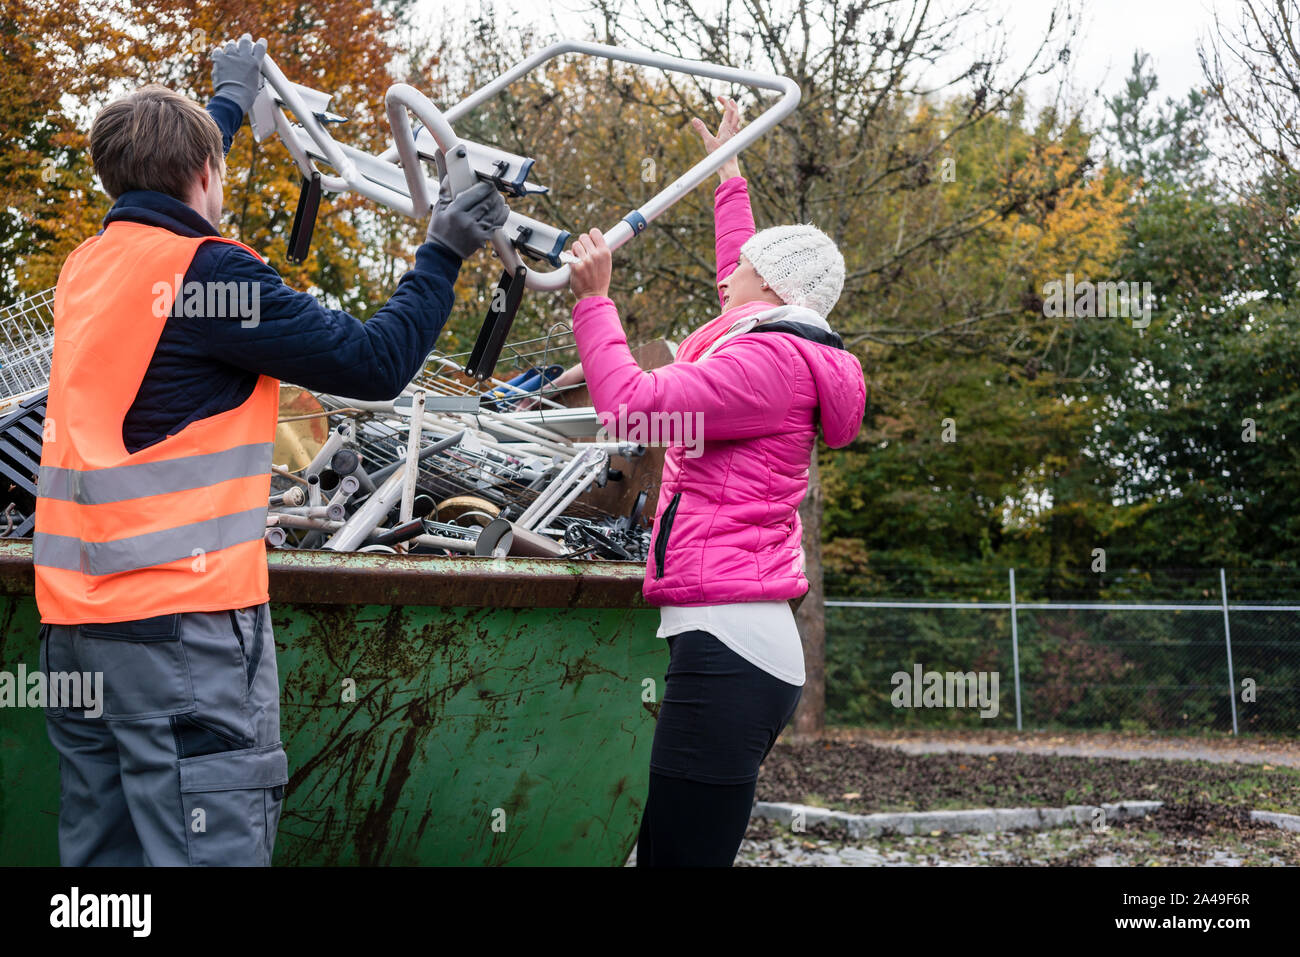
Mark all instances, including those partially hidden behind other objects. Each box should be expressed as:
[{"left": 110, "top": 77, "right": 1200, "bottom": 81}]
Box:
[{"left": 636, "top": 629, "right": 802, "bottom": 867}]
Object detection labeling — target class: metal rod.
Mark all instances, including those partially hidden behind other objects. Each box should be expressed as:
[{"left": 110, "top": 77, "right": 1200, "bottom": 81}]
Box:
[
  {"left": 410, "top": 533, "right": 477, "bottom": 553},
  {"left": 327, "top": 474, "right": 360, "bottom": 508},
  {"left": 304, "top": 423, "right": 350, "bottom": 478},
  {"left": 320, "top": 432, "right": 466, "bottom": 550},
  {"left": 331, "top": 448, "right": 361, "bottom": 476},
  {"left": 470, "top": 406, "right": 583, "bottom": 447},
  {"left": 469, "top": 518, "right": 513, "bottom": 557},
  {"left": 516, "top": 447, "right": 607, "bottom": 531},
  {"left": 267, "top": 514, "right": 342, "bottom": 531},
  {"left": 367, "top": 429, "right": 466, "bottom": 485},
  {"left": 352, "top": 460, "right": 376, "bottom": 495},
  {"left": 396, "top": 391, "right": 427, "bottom": 554},
  {"left": 1221, "top": 567, "right": 1239, "bottom": 736},
  {"left": 400, "top": 390, "right": 426, "bottom": 527},
  {"left": 271, "top": 464, "right": 311, "bottom": 487},
  {"left": 514, "top": 452, "right": 592, "bottom": 529},
  {"left": 1010, "top": 568, "right": 1022, "bottom": 732},
  {"left": 323, "top": 466, "right": 407, "bottom": 552},
  {"left": 270, "top": 505, "right": 338, "bottom": 519},
  {"left": 269, "top": 486, "right": 306, "bottom": 507},
  {"left": 370, "top": 518, "right": 426, "bottom": 548}
]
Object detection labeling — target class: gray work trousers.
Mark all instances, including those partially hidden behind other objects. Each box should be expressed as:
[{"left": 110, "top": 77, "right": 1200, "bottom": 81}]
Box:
[{"left": 41, "top": 602, "right": 287, "bottom": 866}]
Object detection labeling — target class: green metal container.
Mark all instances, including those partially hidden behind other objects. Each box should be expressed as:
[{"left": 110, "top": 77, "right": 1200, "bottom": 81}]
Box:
[{"left": 0, "top": 540, "right": 662, "bottom": 865}]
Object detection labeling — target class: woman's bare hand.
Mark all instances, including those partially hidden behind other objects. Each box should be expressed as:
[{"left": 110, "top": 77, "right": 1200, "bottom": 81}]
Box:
[
  {"left": 569, "top": 229, "right": 613, "bottom": 301},
  {"left": 691, "top": 95, "right": 743, "bottom": 182},
  {"left": 692, "top": 95, "right": 742, "bottom": 152}
]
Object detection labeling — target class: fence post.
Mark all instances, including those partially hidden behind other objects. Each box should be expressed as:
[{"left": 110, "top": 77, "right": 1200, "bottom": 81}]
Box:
[
  {"left": 1220, "top": 567, "right": 1239, "bottom": 736},
  {"left": 1010, "top": 568, "right": 1022, "bottom": 731}
]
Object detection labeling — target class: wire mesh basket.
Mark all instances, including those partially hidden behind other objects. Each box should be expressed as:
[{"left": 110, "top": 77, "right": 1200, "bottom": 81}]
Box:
[{"left": 0, "top": 288, "right": 55, "bottom": 406}]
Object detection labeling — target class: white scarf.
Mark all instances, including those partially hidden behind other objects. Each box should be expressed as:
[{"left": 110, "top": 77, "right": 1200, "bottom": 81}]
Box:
[{"left": 697, "top": 304, "right": 833, "bottom": 361}]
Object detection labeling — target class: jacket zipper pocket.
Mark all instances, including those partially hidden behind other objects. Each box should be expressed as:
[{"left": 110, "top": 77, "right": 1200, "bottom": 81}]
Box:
[{"left": 653, "top": 491, "right": 683, "bottom": 579}]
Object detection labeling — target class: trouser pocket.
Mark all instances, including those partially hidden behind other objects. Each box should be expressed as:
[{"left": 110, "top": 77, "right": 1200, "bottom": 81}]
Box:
[
  {"left": 38, "top": 623, "right": 66, "bottom": 718},
  {"left": 179, "top": 741, "right": 288, "bottom": 866},
  {"left": 228, "top": 604, "right": 266, "bottom": 693},
  {"left": 75, "top": 614, "right": 194, "bottom": 719}
]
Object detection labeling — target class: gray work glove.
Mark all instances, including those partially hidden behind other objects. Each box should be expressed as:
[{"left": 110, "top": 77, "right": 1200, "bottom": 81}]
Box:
[
  {"left": 211, "top": 34, "right": 268, "bottom": 115},
  {"left": 426, "top": 150, "right": 509, "bottom": 259}
]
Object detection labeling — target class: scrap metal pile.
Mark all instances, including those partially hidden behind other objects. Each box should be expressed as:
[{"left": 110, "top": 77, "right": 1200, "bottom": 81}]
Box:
[
  {"left": 264, "top": 334, "right": 652, "bottom": 560},
  {"left": 0, "top": 293, "right": 652, "bottom": 561}
]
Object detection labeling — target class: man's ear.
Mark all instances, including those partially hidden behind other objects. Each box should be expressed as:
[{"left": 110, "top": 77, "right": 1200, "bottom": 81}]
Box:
[{"left": 196, "top": 158, "right": 212, "bottom": 193}]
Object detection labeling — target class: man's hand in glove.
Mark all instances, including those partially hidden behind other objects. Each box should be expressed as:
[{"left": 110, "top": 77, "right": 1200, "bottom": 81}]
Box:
[
  {"left": 211, "top": 34, "right": 268, "bottom": 115},
  {"left": 425, "top": 156, "right": 509, "bottom": 260}
]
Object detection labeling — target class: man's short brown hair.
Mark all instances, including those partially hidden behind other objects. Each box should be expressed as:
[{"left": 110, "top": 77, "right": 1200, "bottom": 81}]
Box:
[{"left": 89, "top": 84, "right": 224, "bottom": 201}]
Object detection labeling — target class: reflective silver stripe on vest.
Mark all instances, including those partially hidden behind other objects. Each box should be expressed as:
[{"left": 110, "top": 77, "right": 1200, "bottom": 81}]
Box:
[
  {"left": 38, "top": 443, "right": 274, "bottom": 505},
  {"left": 32, "top": 506, "right": 269, "bottom": 576}
]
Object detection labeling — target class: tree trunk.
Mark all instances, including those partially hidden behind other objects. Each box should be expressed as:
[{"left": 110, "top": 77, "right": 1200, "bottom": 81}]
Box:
[{"left": 792, "top": 444, "right": 826, "bottom": 740}]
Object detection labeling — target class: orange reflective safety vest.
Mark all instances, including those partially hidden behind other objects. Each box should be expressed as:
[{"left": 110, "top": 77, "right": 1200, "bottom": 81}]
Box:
[{"left": 34, "top": 221, "right": 279, "bottom": 624}]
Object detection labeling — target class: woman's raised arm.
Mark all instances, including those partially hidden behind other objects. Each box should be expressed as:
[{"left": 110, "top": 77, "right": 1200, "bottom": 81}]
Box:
[
  {"left": 692, "top": 96, "right": 756, "bottom": 309},
  {"left": 571, "top": 293, "right": 794, "bottom": 442},
  {"left": 567, "top": 228, "right": 793, "bottom": 441}
]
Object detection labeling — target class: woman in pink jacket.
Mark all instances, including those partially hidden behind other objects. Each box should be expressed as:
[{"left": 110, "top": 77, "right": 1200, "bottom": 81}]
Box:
[{"left": 568, "top": 97, "right": 867, "bottom": 867}]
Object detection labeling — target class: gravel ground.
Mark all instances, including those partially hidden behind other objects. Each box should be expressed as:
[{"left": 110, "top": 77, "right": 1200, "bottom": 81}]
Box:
[
  {"left": 736, "top": 806, "right": 1300, "bottom": 866},
  {"left": 625, "top": 737, "right": 1300, "bottom": 865},
  {"left": 729, "top": 736, "right": 1300, "bottom": 866},
  {"left": 757, "top": 740, "right": 1300, "bottom": 815},
  {"left": 827, "top": 727, "right": 1300, "bottom": 767}
]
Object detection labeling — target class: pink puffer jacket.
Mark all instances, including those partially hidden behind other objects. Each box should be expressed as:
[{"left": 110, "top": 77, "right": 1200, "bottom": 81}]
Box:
[{"left": 571, "top": 176, "right": 866, "bottom": 605}]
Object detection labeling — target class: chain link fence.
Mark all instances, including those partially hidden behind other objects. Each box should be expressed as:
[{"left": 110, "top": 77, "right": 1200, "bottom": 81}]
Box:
[{"left": 825, "top": 568, "right": 1300, "bottom": 736}]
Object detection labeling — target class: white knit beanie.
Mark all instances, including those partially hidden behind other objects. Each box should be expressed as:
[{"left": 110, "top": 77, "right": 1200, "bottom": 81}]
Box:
[{"left": 740, "top": 224, "right": 846, "bottom": 318}]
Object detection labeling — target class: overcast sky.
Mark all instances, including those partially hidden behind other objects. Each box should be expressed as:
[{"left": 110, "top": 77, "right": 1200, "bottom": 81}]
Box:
[
  {"left": 1010, "top": 0, "right": 1226, "bottom": 103},
  {"left": 418, "top": 0, "right": 1232, "bottom": 118}
]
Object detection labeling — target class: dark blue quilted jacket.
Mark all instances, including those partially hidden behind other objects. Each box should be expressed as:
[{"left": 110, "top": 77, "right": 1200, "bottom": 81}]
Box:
[{"left": 112, "top": 96, "right": 462, "bottom": 453}]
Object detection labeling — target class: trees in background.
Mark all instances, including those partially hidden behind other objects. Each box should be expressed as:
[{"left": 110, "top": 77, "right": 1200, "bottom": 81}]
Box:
[
  {"left": 0, "top": 0, "right": 129, "bottom": 299},
  {"left": 1, "top": 0, "right": 417, "bottom": 313}
]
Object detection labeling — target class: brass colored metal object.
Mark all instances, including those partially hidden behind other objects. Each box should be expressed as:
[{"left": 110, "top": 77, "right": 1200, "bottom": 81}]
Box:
[
  {"left": 434, "top": 495, "right": 500, "bottom": 527},
  {"left": 275, "top": 386, "right": 330, "bottom": 472}
]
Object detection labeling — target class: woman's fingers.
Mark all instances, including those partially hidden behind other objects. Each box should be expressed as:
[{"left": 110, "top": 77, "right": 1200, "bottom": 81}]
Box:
[
  {"left": 568, "top": 230, "right": 612, "bottom": 298},
  {"left": 723, "top": 98, "right": 741, "bottom": 132},
  {"left": 573, "top": 233, "right": 594, "bottom": 262},
  {"left": 571, "top": 231, "right": 608, "bottom": 265},
  {"left": 699, "top": 95, "right": 741, "bottom": 150},
  {"left": 695, "top": 97, "right": 743, "bottom": 151},
  {"left": 692, "top": 116, "right": 719, "bottom": 152}
]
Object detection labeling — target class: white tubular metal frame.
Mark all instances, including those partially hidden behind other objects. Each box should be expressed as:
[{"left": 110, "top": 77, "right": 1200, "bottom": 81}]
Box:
[{"left": 251, "top": 39, "right": 800, "bottom": 291}]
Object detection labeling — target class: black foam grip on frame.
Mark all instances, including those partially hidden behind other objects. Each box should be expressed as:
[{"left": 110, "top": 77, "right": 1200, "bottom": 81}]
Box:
[
  {"left": 287, "top": 171, "right": 322, "bottom": 264},
  {"left": 464, "top": 265, "right": 527, "bottom": 381}
]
